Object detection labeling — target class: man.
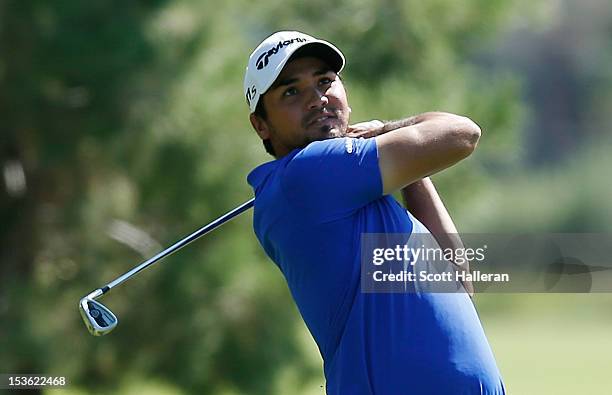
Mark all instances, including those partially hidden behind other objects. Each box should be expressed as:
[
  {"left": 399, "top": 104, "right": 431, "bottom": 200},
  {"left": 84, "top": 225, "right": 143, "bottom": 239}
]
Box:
[{"left": 245, "top": 31, "right": 506, "bottom": 394}]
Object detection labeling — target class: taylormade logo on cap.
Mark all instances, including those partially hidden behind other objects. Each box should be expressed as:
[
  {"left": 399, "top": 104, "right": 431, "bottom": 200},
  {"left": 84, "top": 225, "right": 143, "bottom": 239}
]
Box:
[
  {"left": 243, "top": 31, "right": 346, "bottom": 113},
  {"left": 255, "top": 37, "right": 308, "bottom": 70}
]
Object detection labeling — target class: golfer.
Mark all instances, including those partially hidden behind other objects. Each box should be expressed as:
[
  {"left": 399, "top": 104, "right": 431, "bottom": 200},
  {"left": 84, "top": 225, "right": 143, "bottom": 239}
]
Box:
[{"left": 245, "top": 31, "right": 505, "bottom": 394}]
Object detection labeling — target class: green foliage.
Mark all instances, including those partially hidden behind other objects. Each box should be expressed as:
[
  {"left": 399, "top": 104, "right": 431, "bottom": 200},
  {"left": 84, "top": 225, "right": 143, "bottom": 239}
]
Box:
[{"left": 457, "top": 135, "right": 612, "bottom": 232}]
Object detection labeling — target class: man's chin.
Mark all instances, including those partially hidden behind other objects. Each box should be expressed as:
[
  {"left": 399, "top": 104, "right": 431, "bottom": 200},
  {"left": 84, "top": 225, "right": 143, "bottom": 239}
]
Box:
[
  {"left": 315, "top": 124, "right": 346, "bottom": 138},
  {"left": 296, "top": 125, "right": 348, "bottom": 149}
]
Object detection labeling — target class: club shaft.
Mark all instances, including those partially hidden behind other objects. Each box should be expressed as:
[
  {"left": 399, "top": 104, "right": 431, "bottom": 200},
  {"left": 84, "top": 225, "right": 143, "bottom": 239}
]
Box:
[{"left": 98, "top": 198, "right": 254, "bottom": 296}]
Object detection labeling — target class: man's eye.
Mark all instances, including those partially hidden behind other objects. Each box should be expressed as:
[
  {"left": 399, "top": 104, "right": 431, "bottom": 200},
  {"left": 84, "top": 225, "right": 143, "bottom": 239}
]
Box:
[
  {"left": 319, "top": 77, "right": 333, "bottom": 85},
  {"left": 283, "top": 87, "right": 298, "bottom": 96}
]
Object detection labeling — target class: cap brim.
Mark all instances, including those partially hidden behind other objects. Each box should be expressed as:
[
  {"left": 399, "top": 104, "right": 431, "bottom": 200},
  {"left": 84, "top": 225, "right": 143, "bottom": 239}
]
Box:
[{"left": 288, "top": 42, "right": 344, "bottom": 73}]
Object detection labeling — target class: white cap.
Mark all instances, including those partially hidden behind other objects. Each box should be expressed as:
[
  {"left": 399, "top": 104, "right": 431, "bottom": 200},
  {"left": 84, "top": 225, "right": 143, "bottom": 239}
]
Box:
[{"left": 244, "top": 31, "right": 345, "bottom": 113}]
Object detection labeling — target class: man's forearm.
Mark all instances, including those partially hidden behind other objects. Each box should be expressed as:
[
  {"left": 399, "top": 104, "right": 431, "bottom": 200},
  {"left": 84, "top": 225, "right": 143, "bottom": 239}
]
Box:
[
  {"left": 401, "top": 178, "right": 458, "bottom": 240},
  {"left": 380, "top": 112, "right": 441, "bottom": 134},
  {"left": 346, "top": 112, "right": 460, "bottom": 140},
  {"left": 401, "top": 178, "right": 475, "bottom": 297}
]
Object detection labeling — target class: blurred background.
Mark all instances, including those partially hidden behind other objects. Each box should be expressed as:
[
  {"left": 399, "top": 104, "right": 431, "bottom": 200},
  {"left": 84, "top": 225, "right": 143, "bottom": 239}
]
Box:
[{"left": 1, "top": 0, "right": 611, "bottom": 393}]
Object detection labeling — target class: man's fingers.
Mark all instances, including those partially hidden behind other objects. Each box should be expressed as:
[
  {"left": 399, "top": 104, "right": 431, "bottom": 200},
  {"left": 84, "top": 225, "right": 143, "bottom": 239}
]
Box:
[
  {"left": 346, "top": 129, "right": 372, "bottom": 138},
  {"left": 347, "top": 120, "right": 384, "bottom": 138}
]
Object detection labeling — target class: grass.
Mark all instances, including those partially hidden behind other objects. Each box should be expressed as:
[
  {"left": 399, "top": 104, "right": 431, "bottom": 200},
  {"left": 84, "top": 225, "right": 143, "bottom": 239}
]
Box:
[{"left": 480, "top": 294, "right": 612, "bottom": 395}]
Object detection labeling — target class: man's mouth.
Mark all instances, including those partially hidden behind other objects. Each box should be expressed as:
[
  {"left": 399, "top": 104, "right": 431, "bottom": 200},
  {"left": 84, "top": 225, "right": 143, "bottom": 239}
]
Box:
[
  {"left": 305, "top": 112, "right": 338, "bottom": 127},
  {"left": 312, "top": 115, "right": 335, "bottom": 124}
]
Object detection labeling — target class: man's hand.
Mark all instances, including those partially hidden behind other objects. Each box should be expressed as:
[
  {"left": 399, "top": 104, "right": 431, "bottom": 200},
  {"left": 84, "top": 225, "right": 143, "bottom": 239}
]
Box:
[{"left": 346, "top": 120, "right": 384, "bottom": 139}]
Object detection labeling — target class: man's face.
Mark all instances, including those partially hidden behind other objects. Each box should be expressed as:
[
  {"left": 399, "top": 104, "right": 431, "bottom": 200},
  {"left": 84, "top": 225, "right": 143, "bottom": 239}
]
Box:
[{"left": 250, "top": 56, "right": 350, "bottom": 157}]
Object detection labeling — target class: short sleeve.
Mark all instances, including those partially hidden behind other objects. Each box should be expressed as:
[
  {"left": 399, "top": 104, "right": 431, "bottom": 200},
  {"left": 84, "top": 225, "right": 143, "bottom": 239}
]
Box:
[{"left": 281, "top": 137, "right": 382, "bottom": 221}]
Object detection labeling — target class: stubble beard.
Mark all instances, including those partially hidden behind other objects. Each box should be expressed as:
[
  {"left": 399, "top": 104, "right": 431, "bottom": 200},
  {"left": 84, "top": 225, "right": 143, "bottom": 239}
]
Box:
[
  {"left": 271, "top": 112, "right": 349, "bottom": 153},
  {"left": 302, "top": 122, "right": 347, "bottom": 147}
]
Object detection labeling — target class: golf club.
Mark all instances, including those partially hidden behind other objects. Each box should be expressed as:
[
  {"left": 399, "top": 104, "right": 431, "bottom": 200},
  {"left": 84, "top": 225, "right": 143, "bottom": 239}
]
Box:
[{"left": 79, "top": 198, "right": 255, "bottom": 336}]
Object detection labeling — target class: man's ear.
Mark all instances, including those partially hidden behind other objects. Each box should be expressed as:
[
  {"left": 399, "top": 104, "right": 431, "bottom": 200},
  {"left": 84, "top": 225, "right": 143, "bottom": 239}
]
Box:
[{"left": 250, "top": 113, "right": 271, "bottom": 141}]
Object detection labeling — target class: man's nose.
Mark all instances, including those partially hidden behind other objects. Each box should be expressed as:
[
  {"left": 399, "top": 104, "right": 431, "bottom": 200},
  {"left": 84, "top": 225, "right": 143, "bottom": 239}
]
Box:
[{"left": 306, "top": 87, "right": 329, "bottom": 110}]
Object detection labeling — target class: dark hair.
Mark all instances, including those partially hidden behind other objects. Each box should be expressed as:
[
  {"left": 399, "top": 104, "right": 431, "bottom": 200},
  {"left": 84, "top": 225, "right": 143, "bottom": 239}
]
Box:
[{"left": 254, "top": 99, "right": 276, "bottom": 156}]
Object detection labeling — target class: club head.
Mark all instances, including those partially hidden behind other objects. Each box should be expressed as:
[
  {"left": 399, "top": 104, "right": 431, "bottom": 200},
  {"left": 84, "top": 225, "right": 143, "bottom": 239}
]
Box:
[{"left": 79, "top": 295, "right": 118, "bottom": 336}]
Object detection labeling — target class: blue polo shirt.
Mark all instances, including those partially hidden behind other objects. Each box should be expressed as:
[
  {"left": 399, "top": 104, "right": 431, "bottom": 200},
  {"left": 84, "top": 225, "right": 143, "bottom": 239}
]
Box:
[{"left": 247, "top": 137, "right": 506, "bottom": 394}]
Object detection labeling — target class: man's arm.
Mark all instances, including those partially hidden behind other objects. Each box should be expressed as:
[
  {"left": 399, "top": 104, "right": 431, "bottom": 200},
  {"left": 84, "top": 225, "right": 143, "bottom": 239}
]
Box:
[
  {"left": 401, "top": 178, "right": 474, "bottom": 297},
  {"left": 375, "top": 112, "right": 480, "bottom": 194},
  {"left": 347, "top": 113, "right": 479, "bottom": 297}
]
